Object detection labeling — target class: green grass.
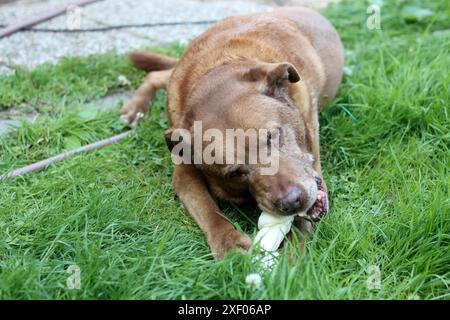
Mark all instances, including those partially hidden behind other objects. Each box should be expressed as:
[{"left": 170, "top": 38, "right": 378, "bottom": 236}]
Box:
[
  {"left": 0, "top": 43, "right": 184, "bottom": 114},
  {"left": 0, "top": 0, "right": 449, "bottom": 299}
]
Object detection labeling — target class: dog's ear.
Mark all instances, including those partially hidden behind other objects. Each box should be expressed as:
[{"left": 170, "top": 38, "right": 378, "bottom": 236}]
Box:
[
  {"left": 164, "top": 127, "right": 193, "bottom": 162},
  {"left": 244, "top": 62, "right": 300, "bottom": 86}
]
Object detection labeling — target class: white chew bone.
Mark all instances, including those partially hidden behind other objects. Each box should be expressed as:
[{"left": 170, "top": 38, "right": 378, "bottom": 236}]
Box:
[
  {"left": 248, "top": 212, "right": 303, "bottom": 276},
  {"left": 254, "top": 211, "right": 294, "bottom": 252}
]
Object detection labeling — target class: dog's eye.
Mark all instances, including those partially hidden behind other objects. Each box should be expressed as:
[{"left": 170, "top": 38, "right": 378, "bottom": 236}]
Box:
[{"left": 226, "top": 167, "right": 248, "bottom": 178}]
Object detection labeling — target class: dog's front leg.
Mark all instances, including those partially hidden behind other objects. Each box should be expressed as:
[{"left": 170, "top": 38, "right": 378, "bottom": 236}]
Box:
[{"left": 172, "top": 164, "right": 252, "bottom": 260}]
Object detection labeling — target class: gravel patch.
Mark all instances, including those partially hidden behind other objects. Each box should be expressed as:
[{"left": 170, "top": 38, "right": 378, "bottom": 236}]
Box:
[{"left": 0, "top": 0, "right": 271, "bottom": 71}]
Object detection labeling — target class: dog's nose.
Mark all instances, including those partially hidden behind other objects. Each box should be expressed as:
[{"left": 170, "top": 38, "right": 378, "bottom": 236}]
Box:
[{"left": 274, "top": 185, "right": 308, "bottom": 214}]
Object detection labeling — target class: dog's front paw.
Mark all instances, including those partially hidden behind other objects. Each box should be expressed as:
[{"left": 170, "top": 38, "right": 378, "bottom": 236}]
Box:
[
  {"left": 208, "top": 227, "right": 252, "bottom": 260},
  {"left": 120, "top": 101, "right": 147, "bottom": 126}
]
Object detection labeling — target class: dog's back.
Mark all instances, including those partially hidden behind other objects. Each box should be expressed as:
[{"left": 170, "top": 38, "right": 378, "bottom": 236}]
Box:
[{"left": 167, "top": 7, "right": 344, "bottom": 126}]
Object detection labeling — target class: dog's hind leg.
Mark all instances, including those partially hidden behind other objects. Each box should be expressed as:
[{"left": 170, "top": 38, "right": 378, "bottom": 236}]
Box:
[
  {"left": 120, "top": 68, "right": 172, "bottom": 125},
  {"left": 120, "top": 51, "right": 178, "bottom": 125}
]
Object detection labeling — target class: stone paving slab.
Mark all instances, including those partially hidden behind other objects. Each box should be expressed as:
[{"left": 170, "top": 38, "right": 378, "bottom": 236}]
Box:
[
  {"left": 0, "top": 110, "right": 36, "bottom": 137},
  {"left": 0, "top": 91, "right": 132, "bottom": 137}
]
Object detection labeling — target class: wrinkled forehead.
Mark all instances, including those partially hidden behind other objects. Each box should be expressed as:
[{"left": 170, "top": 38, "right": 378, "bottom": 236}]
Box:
[
  {"left": 187, "top": 62, "right": 302, "bottom": 129},
  {"left": 197, "top": 94, "right": 297, "bottom": 132}
]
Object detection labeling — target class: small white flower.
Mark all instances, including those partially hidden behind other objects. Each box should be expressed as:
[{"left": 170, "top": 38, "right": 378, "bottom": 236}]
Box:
[
  {"left": 343, "top": 66, "right": 353, "bottom": 76},
  {"left": 117, "top": 75, "right": 131, "bottom": 86},
  {"left": 245, "top": 273, "right": 262, "bottom": 290},
  {"left": 179, "top": 39, "right": 189, "bottom": 46}
]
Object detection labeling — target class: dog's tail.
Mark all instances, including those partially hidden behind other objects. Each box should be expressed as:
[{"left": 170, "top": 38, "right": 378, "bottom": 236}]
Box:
[{"left": 129, "top": 51, "right": 178, "bottom": 72}]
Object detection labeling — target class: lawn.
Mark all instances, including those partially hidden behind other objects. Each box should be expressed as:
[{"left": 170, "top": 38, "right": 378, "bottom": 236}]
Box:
[{"left": 0, "top": 0, "right": 449, "bottom": 299}]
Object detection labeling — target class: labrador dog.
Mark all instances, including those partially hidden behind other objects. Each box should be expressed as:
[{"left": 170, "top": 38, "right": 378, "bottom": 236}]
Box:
[{"left": 120, "top": 6, "right": 344, "bottom": 259}]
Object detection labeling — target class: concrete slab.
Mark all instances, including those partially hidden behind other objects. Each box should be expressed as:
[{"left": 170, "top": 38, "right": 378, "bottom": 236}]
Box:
[
  {"left": 82, "top": 91, "right": 133, "bottom": 112},
  {"left": 0, "top": 111, "right": 36, "bottom": 137},
  {"left": 0, "top": 91, "right": 132, "bottom": 137}
]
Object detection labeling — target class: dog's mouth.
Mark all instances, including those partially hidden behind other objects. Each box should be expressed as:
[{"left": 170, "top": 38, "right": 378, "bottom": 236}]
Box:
[{"left": 305, "top": 176, "right": 329, "bottom": 222}]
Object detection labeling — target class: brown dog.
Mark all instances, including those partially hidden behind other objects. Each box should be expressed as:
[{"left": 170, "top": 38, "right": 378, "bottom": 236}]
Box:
[{"left": 121, "top": 6, "right": 344, "bottom": 259}]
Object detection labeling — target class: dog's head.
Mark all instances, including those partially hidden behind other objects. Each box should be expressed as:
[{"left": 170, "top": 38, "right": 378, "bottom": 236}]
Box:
[{"left": 166, "top": 60, "right": 328, "bottom": 220}]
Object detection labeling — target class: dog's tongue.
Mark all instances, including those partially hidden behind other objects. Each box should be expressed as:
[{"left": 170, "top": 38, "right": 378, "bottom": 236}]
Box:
[{"left": 306, "top": 190, "right": 329, "bottom": 222}]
